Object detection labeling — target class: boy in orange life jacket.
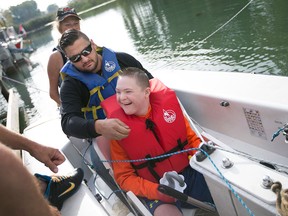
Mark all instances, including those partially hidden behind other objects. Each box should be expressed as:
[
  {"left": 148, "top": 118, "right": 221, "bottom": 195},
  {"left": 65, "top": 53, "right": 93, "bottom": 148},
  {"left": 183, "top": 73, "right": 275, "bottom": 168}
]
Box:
[{"left": 101, "top": 67, "right": 214, "bottom": 216}]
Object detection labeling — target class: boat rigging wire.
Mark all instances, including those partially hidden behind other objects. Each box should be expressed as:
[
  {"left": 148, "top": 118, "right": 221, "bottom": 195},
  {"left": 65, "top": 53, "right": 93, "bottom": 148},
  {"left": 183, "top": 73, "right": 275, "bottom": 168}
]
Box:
[
  {"left": 184, "top": 113, "right": 288, "bottom": 174},
  {"left": 93, "top": 173, "right": 124, "bottom": 200},
  {"left": 213, "top": 145, "right": 288, "bottom": 174},
  {"left": 97, "top": 146, "right": 254, "bottom": 216},
  {"left": 0, "top": 74, "right": 48, "bottom": 93},
  {"left": 1, "top": 0, "right": 255, "bottom": 96},
  {"left": 69, "top": 139, "right": 139, "bottom": 215},
  {"left": 75, "top": 106, "right": 288, "bottom": 216},
  {"left": 78, "top": 107, "right": 287, "bottom": 216},
  {"left": 92, "top": 141, "right": 288, "bottom": 215},
  {"left": 1, "top": 0, "right": 254, "bottom": 94},
  {"left": 154, "top": 0, "right": 254, "bottom": 70},
  {"left": 189, "top": 0, "right": 254, "bottom": 50}
]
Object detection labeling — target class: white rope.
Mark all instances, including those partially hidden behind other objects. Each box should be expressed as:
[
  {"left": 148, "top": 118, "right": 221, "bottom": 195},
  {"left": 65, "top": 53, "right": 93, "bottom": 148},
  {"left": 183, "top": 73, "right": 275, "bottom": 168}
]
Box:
[
  {"left": 190, "top": 0, "right": 254, "bottom": 50},
  {"left": 0, "top": 75, "right": 48, "bottom": 93}
]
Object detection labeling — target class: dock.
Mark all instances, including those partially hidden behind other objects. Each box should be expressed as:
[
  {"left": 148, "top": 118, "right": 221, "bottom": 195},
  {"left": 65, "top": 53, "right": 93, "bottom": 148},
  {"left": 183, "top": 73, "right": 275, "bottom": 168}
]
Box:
[{"left": 1, "top": 67, "right": 21, "bottom": 156}]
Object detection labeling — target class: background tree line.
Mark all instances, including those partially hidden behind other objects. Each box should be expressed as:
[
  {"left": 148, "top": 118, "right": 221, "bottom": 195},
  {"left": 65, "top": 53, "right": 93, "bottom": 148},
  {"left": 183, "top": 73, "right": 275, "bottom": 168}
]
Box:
[{"left": 0, "top": 0, "right": 107, "bottom": 33}]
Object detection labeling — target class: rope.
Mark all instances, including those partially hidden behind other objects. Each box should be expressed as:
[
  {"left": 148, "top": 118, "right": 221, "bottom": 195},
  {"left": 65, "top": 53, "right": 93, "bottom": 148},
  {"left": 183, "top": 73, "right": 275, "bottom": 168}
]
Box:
[
  {"left": 186, "top": 114, "right": 288, "bottom": 174},
  {"left": 153, "top": 0, "right": 254, "bottom": 70},
  {"left": 1, "top": 0, "right": 254, "bottom": 95},
  {"left": 88, "top": 139, "right": 139, "bottom": 215},
  {"left": 271, "top": 126, "right": 284, "bottom": 142},
  {"left": 93, "top": 172, "right": 125, "bottom": 200},
  {"left": 189, "top": 0, "right": 254, "bottom": 50},
  {"left": 0, "top": 75, "right": 48, "bottom": 93},
  {"left": 202, "top": 149, "right": 255, "bottom": 216},
  {"left": 97, "top": 146, "right": 254, "bottom": 216},
  {"left": 78, "top": 114, "right": 284, "bottom": 216},
  {"left": 213, "top": 145, "right": 288, "bottom": 173},
  {"left": 82, "top": 133, "right": 288, "bottom": 215}
]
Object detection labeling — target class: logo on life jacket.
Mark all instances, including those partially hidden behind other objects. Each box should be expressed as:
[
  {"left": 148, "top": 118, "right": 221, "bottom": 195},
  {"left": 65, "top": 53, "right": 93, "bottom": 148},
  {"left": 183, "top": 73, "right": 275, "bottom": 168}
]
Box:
[
  {"left": 163, "top": 109, "right": 176, "bottom": 123},
  {"left": 105, "top": 60, "right": 116, "bottom": 72}
]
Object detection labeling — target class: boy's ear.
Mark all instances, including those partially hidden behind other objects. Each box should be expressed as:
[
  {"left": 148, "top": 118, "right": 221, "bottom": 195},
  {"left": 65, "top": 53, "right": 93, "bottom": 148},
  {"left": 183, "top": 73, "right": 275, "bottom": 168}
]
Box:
[{"left": 145, "top": 87, "right": 151, "bottom": 96}]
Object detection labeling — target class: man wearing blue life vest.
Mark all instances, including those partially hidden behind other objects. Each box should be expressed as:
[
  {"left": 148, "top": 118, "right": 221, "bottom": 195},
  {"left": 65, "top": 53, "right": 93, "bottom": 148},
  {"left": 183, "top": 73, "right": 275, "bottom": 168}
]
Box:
[{"left": 58, "top": 29, "right": 153, "bottom": 140}]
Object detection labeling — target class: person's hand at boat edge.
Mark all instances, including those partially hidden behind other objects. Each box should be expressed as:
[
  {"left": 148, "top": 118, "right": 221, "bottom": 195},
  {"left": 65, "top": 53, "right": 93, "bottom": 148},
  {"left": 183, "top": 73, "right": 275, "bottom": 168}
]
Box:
[
  {"left": 31, "top": 144, "right": 66, "bottom": 173},
  {"left": 95, "top": 118, "right": 130, "bottom": 140}
]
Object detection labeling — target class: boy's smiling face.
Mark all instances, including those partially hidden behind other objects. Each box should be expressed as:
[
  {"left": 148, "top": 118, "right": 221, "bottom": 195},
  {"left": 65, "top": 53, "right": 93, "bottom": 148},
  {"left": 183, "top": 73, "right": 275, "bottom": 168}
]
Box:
[{"left": 116, "top": 76, "right": 150, "bottom": 116}]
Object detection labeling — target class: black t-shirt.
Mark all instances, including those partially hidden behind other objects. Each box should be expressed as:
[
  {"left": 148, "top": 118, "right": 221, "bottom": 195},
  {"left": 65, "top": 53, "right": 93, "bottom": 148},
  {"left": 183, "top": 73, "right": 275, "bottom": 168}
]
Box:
[{"left": 60, "top": 52, "right": 153, "bottom": 139}]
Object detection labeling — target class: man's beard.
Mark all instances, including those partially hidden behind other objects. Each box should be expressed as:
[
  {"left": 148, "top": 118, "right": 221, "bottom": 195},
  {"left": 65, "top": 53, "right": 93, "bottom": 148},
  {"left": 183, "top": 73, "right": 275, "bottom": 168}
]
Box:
[{"left": 82, "top": 59, "right": 98, "bottom": 73}]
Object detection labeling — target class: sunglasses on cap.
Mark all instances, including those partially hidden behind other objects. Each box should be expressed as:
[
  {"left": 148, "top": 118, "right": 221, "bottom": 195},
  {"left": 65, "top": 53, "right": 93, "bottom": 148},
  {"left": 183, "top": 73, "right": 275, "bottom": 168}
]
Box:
[
  {"left": 57, "top": 7, "right": 76, "bottom": 17},
  {"left": 68, "top": 43, "right": 92, "bottom": 63}
]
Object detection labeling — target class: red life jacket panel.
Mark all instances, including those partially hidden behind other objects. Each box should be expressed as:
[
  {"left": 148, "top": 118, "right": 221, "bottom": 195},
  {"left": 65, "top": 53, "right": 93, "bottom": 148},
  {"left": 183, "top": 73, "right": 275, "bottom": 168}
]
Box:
[{"left": 101, "top": 78, "right": 189, "bottom": 182}]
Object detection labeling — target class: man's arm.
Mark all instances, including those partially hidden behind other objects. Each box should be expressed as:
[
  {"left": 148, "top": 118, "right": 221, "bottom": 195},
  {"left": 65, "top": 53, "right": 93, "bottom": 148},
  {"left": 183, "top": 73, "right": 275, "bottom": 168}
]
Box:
[
  {"left": 0, "top": 144, "right": 61, "bottom": 216},
  {"left": 0, "top": 124, "right": 49, "bottom": 152},
  {"left": 61, "top": 114, "right": 99, "bottom": 138},
  {"left": 0, "top": 124, "right": 65, "bottom": 173},
  {"left": 60, "top": 77, "right": 100, "bottom": 138},
  {"left": 60, "top": 76, "right": 130, "bottom": 140}
]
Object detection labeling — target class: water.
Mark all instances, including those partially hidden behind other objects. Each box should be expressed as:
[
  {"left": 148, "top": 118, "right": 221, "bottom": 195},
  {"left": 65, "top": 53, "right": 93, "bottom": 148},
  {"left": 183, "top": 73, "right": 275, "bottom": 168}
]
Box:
[{"left": 1, "top": 0, "right": 288, "bottom": 124}]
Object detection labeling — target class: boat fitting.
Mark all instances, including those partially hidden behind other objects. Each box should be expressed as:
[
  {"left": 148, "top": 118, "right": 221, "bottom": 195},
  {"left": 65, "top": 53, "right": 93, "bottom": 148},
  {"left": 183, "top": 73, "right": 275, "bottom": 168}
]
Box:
[
  {"left": 222, "top": 157, "right": 233, "bottom": 169},
  {"left": 220, "top": 101, "right": 230, "bottom": 107},
  {"left": 261, "top": 175, "right": 274, "bottom": 189}
]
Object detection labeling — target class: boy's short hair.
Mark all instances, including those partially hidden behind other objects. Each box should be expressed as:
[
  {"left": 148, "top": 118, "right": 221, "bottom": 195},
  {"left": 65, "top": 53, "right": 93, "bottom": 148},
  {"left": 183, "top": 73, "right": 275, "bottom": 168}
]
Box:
[{"left": 120, "top": 67, "right": 150, "bottom": 89}]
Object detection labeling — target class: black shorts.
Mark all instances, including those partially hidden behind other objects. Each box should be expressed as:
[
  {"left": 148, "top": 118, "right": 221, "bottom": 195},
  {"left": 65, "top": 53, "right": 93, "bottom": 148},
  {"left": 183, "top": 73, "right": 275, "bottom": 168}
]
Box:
[{"left": 142, "top": 167, "right": 214, "bottom": 214}]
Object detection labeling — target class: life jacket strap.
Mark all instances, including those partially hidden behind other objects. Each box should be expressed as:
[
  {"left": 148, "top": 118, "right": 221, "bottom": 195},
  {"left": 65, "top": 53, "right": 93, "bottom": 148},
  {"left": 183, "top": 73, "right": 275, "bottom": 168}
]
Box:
[
  {"left": 131, "top": 138, "right": 188, "bottom": 181},
  {"left": 81, "top": 105, "right": 102, "bottom": 119},
  {"left": 146, "top": 118, "right": 160, "bottom": 142}
]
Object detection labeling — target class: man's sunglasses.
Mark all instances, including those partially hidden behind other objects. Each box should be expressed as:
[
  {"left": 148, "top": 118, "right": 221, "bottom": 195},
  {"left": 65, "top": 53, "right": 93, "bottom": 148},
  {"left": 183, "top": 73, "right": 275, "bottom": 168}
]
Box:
[{"left": 68, "top": 43, "right": 92, "bottom": 63}]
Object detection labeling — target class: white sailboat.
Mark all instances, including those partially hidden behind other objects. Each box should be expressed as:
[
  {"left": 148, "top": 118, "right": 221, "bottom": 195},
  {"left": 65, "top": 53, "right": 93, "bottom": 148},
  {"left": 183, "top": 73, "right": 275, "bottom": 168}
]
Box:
[{"left": 21, "top": 70, "right": 288, "bottom": 216}]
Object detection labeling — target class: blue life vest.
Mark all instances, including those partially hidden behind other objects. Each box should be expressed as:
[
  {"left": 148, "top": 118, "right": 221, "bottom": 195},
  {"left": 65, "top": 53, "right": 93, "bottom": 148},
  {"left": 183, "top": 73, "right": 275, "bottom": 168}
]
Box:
[{"left": 61, "top": 47, "right": 120, "bottom": 120}]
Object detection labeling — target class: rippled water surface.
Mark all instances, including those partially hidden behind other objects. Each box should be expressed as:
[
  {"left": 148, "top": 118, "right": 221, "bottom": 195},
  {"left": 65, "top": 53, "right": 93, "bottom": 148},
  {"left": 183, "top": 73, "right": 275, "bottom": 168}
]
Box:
[{"left": 1, "top": 0, "right": 288, "bottom": 123}]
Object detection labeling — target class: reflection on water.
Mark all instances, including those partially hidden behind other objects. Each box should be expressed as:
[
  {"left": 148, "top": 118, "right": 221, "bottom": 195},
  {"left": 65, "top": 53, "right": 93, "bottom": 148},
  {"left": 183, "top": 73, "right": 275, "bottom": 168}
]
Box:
[
  {"left": 117, "top": 0, "right": 288, "bottom": 75},
  {"left": 1, "top": 0, "right": 288, "bottom": 123}
]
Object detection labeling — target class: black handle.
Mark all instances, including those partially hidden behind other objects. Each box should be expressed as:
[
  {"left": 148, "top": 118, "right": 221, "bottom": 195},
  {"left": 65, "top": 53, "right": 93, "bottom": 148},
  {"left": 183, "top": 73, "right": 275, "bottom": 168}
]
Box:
[
  {"left": 158, "top": 184, "right": 188, "bottom": 202},
  {"left": 157, "top": 184, "right": 216, "bottom": 212}
]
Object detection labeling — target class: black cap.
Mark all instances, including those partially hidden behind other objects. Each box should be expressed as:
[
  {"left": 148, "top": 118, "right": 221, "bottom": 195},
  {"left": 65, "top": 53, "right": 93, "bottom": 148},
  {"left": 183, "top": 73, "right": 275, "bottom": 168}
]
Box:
[{"left": 56, "top": 7, "right": 81, "bottom": 22}]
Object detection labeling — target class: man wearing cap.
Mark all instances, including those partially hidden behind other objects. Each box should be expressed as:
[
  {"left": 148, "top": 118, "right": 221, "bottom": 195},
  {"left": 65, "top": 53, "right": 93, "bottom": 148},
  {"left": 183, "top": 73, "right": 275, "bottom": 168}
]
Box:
[
  {"left": 58, "top": 29, "right": 153, "bottom": 140},
  {"left": 47, "top": 7, "right": 81, "bottom": 106}
]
